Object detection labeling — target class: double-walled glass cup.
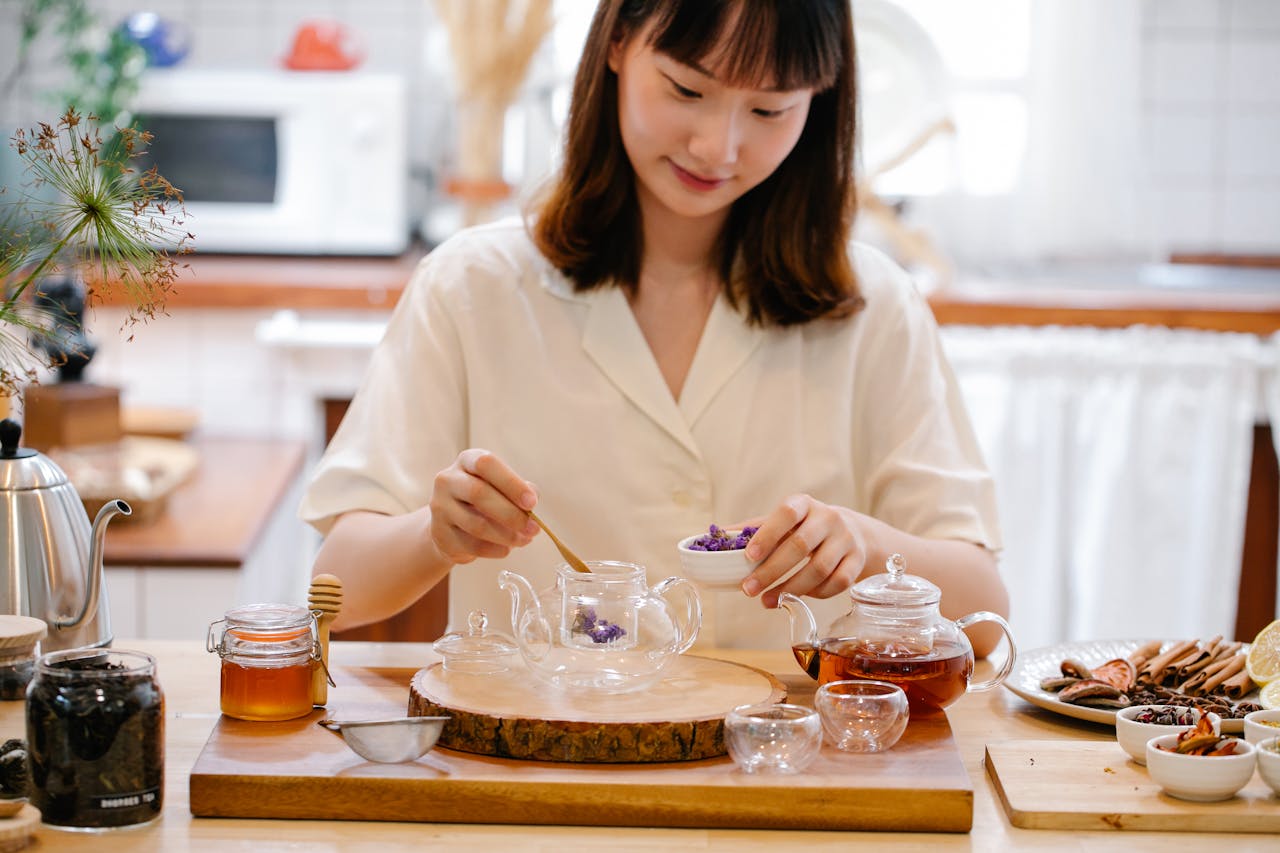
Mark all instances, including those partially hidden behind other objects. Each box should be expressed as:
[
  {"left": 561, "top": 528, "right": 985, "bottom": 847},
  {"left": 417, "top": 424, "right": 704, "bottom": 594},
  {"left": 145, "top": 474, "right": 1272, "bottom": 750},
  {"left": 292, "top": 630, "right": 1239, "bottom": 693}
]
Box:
[
  {"left": 724, "top": 703, "right": 822, "bottom": 774},
  {"left": 815, "top": 679, "right": 910, "bottom": 752}
]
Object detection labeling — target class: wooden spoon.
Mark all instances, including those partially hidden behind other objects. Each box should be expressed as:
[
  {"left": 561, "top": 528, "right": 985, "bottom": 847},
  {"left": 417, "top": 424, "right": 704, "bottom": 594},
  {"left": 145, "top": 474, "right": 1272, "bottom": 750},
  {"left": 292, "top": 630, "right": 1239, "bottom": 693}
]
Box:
[{"left": 527, "top": 511, "right": 591, "bottom": 573}]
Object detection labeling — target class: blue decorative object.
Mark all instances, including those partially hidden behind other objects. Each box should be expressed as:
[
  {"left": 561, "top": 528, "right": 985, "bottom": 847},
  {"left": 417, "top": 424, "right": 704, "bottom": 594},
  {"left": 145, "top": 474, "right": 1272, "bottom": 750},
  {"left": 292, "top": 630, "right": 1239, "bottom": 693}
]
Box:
[{"left": 118, "top": 12, "right": 190, "bottom": 68}]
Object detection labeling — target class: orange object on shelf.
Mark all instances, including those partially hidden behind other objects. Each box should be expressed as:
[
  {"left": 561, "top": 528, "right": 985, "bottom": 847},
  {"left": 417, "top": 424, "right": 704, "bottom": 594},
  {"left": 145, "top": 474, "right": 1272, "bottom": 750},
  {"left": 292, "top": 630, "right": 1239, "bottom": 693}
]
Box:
[{"left": 282, "top": 20, "right": 363, "bottom": 71}]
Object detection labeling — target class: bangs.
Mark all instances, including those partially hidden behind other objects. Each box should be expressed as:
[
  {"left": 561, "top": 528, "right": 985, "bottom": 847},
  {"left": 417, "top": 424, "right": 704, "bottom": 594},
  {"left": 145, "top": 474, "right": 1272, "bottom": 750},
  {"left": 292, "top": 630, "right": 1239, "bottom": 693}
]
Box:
[{"left": 634, "top": 0, "right": 843, "bottom": 92}]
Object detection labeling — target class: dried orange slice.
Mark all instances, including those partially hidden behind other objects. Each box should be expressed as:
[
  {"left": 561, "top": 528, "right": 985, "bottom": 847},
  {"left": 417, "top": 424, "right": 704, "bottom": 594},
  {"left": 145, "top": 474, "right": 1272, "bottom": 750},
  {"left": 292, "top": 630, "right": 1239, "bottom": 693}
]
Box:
[
  {"left": 1090, "top": 658, "right": 1136, "bottom": 692},
  {"left": 1246, "top": 619, "right": 1280, "bottom": 687}
]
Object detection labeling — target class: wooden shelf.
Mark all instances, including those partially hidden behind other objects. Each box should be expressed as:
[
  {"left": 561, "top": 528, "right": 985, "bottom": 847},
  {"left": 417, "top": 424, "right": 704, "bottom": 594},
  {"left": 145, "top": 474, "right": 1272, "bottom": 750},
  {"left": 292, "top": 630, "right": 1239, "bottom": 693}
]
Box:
[{"left": 96, "top": 251, "right": 1280, "bottom": 333}]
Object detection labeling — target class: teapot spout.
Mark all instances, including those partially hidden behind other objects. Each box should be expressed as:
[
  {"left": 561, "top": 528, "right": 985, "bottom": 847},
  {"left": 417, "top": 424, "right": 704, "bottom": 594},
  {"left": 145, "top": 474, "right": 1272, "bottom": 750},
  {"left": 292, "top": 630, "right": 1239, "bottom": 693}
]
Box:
[
  {"left": 497, "top": 569, "right": 551, "bottom": 661},
  {"left": 778, "top": 592, "right": 821, "bottom": 680},
  {"left": 54, "top": 499, "right": 131, "bottom": 630}
]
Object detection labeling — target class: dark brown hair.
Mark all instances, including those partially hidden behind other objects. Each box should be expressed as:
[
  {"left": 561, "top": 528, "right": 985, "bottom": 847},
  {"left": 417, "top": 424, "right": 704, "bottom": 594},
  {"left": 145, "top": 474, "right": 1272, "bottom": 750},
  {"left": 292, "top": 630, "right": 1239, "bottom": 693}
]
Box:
[{"left": 532, "top": 0, "right": 862, "bottom": 326}]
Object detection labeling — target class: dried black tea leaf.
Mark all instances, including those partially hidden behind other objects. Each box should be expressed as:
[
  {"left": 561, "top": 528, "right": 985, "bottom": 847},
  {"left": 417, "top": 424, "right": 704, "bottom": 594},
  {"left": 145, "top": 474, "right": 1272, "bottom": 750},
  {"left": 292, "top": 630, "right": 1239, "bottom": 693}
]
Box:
[
  {"left": 0, "top": 738, "right": 27, "bottom": 797},
  {"left": 26, "top": 650, "right": 164, "bottom": 828}
]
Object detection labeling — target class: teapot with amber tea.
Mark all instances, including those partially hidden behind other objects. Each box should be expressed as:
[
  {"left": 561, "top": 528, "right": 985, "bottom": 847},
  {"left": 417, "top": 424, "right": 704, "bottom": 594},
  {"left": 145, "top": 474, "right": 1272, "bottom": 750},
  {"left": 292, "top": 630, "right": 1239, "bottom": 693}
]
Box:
[{"left": 781, "top": 554, "right": 1016, "bottom": 713}]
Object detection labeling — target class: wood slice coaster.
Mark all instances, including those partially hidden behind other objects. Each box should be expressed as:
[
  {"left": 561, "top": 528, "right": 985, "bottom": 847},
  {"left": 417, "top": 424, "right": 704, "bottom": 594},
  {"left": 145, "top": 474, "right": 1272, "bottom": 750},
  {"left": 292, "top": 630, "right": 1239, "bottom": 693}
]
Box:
[{"left": 408, "top": 654, "right": 785, "bottom": 763}]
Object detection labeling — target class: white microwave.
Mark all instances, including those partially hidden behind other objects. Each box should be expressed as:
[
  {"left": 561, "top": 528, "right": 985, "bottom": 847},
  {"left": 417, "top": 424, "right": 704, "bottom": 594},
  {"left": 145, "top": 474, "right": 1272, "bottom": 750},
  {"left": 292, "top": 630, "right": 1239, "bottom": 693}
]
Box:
[{"left": 132, "top": 69, "right": 409, "bottom": 255}]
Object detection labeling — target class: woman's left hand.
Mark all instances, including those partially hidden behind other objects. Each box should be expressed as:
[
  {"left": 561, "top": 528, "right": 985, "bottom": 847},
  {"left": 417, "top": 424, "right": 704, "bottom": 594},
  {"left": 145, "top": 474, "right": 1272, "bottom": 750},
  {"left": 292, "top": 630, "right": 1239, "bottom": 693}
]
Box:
[{"left": 738, "top": 494, "right": 873, "bottom": 608}]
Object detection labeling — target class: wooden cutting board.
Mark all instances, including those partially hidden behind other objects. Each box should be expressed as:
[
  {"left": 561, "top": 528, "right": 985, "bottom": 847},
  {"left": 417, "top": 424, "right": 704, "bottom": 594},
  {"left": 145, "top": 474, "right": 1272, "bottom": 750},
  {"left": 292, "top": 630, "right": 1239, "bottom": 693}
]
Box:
[
  {"left": 986, "top": 740, "right": 1280, "bottom": 832},
  {"left": 408, "top": 655, "right": 785, "bottom": 762},
  {"left": 189, "top": 661, "right": 974, "bottom": 831}
]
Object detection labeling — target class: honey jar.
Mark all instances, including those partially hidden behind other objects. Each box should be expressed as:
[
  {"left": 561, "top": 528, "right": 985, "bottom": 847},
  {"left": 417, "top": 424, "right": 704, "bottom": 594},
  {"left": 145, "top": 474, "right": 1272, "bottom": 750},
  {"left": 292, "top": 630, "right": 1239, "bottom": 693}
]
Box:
[{"left": 207, "top": 604, "right": 319, "bottom": 721}]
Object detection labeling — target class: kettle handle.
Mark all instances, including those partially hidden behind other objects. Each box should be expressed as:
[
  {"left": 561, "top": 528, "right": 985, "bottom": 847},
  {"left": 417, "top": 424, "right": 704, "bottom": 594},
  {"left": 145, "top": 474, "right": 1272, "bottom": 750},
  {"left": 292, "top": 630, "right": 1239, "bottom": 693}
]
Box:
[
  {"left": 956, "top": 610, "right": 1017, "bottom": 692},
  {"left": 53, "top": 499, "right": 131, "bottom": 630}
]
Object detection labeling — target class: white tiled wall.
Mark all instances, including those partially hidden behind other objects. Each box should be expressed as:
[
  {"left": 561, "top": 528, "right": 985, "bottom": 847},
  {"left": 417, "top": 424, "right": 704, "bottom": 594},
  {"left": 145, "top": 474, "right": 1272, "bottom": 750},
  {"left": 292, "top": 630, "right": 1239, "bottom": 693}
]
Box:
[
  {"left": 1141, "top": 0, "right": 1280, "bottom": 255},
  {"left": 4, "top": 0, "right": 1275, "bottom": 260}
]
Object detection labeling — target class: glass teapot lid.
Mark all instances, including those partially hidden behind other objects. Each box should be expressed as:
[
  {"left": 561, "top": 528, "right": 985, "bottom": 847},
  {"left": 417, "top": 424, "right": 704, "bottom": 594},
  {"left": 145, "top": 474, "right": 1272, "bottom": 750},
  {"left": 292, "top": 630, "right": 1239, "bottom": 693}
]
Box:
[
  {"left": 433, "top": 610, "right": 517, "bottom": 673},
  {"left": 850, "top": 553, "right": 940, "bottom": 608}
]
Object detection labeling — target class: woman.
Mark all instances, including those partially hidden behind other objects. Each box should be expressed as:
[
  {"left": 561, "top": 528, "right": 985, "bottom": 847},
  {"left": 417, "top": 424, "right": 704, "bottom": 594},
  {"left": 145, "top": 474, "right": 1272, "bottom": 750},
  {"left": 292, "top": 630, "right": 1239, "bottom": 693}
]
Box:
[{"left": 301, "top": 0, "right": 1008, "bottom": 654}]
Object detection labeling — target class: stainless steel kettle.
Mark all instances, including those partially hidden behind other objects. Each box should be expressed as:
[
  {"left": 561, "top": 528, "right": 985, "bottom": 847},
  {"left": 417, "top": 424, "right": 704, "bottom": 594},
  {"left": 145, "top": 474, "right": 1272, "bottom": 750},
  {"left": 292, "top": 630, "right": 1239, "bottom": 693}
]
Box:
[{"left": 0, "top": 418, "right": 130, "bottom": 650}]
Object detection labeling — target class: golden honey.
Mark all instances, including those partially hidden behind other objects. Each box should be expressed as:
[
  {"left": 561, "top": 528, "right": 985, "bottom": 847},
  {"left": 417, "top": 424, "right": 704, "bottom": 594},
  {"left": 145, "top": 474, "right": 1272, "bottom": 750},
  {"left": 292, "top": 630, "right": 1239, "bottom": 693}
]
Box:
[{"left": 208, "top": 605, "right": 318, "bottom": 722}]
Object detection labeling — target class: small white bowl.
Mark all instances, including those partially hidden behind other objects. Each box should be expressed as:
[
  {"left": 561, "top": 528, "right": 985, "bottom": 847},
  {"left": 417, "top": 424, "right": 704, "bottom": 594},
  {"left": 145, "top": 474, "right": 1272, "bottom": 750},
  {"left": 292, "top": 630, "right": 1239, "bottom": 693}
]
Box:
[
  {"left": 1115, "top": 705, "right": 1218, "bottom": 766},
  {"left": 1243, "top": 708, "right": 1280, "bottom": 746},
  {"left": 1145, "top": 733, "right": 1256, "bottom": 802},
  {"left": 676, "top": 532, "right": 760, "bottom": 589},
  {"left": 1256, "top": 735, "right": 1280, "bottom": 796}
]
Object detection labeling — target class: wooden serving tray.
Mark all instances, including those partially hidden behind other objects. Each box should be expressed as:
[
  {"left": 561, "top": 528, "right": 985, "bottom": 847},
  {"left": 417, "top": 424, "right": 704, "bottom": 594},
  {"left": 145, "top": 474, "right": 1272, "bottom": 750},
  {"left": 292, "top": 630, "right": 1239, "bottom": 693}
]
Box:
[
  {"left": 986, "top": 740, "right": 1280, "bottom": 833},
  {"left": 189, "top": 661, "right": 974, "bottom": 831},
  {"left": 408, "top": 656, "right": 785, "bottom": 762}
]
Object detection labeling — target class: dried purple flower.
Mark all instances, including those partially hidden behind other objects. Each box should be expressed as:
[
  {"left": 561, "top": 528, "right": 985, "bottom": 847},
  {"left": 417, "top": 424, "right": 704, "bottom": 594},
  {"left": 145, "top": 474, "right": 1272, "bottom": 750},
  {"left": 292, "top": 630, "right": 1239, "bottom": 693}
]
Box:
[
  {"left": 570, "top": 606, "right": 626, "bottom": 644},
  {"left": 688, "top": 524, "right": 758, "bottom": 552}
]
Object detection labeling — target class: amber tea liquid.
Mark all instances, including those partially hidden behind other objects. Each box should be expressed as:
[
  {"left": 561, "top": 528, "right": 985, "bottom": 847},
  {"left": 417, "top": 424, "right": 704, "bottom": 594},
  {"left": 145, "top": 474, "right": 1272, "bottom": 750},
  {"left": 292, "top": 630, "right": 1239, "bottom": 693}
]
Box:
[{"left": 817, "top": 638, "right": 973, "bottom": 713}]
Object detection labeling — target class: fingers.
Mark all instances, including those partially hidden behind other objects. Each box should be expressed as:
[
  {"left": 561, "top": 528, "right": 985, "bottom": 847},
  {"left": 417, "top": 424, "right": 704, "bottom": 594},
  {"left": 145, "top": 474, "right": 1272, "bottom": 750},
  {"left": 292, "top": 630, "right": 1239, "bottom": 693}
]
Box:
[
  {"left": 742, "top": 495, "right": 867, "bottom": 605},
  {"left": 430, "top": 449, "right": 540, "bottom": 563},
  {"left": 458, "top": 448, "right": 538, "bottom": 513}
]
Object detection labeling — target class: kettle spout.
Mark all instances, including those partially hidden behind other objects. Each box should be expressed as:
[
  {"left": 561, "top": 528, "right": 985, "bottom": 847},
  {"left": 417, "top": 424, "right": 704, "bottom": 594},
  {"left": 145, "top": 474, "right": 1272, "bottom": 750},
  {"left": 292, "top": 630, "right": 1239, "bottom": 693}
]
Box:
[
  {"left": 54, "top": 499, "right": 131, "bottom": 630},
  {"left": 778, "top": 592, "right": 821, "bottom": 680},
  {"left": 497, "top": 569, "right": 551, "bottom": 661}
]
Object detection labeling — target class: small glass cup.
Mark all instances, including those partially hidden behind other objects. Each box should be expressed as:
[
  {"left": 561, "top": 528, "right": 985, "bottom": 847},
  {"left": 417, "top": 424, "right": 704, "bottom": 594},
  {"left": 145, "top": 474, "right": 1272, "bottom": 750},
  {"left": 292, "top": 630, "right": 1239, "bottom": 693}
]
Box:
[
  {"left": 815, "top": 679, "right": 910, "bottom": 753},
  {"left": 723, "top": 703, "right": 822, "bottom": 774}
]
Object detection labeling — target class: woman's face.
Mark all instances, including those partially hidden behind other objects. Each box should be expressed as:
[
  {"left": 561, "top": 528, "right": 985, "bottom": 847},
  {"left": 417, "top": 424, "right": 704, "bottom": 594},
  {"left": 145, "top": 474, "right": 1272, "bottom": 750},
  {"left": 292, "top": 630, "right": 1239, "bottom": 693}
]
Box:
[{"left": 608, "top": 26, "right": 814, "bottom": 230}]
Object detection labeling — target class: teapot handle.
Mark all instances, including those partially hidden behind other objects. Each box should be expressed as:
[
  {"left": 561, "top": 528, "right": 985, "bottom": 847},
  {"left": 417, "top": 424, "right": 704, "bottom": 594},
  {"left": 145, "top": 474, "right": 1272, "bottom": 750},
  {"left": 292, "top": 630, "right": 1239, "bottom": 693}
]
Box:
[
  {"left": 955, "top": 611, "right": 1017, "bottom": 692},
  {"left": 652, "top": 576, "right": 702, "bottom": 654}
]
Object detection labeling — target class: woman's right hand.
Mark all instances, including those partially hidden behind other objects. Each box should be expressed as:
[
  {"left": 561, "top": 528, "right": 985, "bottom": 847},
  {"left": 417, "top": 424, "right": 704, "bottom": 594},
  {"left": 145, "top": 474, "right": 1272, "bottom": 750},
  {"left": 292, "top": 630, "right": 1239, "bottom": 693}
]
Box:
[{"left": 428, "top": 448, "right": 540, "bottom": 564}]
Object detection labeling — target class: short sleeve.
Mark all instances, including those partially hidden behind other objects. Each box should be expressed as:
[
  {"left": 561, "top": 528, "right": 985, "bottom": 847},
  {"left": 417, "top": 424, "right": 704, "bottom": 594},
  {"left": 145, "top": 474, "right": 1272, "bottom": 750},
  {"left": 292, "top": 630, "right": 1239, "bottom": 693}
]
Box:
[
  {"left": 298, "top": 248, "right": 469, "bottom": 534},
  {"left": 850, "top": 247, "right": 1002, "bottom": 552}
]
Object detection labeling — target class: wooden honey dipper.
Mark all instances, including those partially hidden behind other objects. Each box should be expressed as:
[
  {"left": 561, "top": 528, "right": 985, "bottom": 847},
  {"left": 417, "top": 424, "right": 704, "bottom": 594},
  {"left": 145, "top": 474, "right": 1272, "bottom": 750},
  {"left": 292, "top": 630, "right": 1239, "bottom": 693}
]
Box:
[{"left": 308, "top": 573, "right": 343, "bottom": 706}]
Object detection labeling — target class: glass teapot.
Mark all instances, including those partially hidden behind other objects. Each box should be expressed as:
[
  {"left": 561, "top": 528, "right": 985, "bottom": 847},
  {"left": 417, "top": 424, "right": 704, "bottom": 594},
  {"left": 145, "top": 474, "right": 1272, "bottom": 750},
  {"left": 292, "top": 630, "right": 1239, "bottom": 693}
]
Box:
[
  {"left": 780, "top": 554, "right": 1016, "bottom": 713},
  {"left": 498, "top": 561, "right": 701, "bottom": 694}
]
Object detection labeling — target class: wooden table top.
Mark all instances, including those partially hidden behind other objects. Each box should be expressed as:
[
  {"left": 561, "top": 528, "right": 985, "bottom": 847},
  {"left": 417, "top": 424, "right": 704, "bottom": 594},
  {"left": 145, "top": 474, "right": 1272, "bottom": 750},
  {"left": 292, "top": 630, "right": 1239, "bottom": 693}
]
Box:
[
  {"left": 1, "top": 640, "right": 1275, "bottom": 851},
  {"left": 103, "top": 437, "right": 305, "bottom": 568}
]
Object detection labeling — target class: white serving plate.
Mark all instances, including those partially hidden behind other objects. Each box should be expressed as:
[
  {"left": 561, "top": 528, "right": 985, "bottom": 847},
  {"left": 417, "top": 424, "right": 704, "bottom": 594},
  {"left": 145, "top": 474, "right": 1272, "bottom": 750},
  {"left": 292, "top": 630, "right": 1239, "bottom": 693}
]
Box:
[{"left": 1004, "top": 639, "right": 1256, "bottom": 734}]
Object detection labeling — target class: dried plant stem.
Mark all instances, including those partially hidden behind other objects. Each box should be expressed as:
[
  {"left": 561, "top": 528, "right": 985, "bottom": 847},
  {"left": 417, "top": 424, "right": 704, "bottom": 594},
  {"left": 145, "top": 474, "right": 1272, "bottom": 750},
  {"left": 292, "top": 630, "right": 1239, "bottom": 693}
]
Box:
[{"left": 432, "top": 0, "right": 554, "bottom": 224}]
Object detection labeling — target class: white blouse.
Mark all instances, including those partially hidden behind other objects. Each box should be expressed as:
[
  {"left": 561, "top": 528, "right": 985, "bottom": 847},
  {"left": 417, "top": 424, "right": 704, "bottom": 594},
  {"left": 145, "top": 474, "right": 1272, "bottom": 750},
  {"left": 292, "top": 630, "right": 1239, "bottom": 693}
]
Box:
[{"left": 300, "top": 218, "right": 1001, "bottom": 649}]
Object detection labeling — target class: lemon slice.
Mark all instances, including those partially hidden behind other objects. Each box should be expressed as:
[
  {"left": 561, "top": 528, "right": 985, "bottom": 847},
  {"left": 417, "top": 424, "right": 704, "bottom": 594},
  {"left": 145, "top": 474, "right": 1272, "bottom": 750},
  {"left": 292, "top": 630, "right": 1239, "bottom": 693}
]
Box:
[
  {"left": 1246, "top": 619, "right": 1280, "bottom": 686},
  {"left": 1261, "top": 680, "right": 1280, "bottom": 711}
]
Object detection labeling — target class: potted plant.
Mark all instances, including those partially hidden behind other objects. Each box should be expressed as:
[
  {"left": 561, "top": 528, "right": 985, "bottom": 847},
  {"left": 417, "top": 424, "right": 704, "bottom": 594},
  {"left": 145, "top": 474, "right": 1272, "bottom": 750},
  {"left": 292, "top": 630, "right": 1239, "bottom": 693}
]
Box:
[{"left": 0, "top": 107, "right": 189, "bottom": 407}]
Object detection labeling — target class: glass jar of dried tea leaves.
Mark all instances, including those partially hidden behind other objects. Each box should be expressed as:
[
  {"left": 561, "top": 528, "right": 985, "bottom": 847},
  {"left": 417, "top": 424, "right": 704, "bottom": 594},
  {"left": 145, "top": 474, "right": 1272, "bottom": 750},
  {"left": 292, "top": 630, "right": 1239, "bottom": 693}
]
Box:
[
  {"left": 0, "top": 616, "right": 47, "bottom": 701},
  {"left": 26, "top": 648, "right": 163, "bottom": 830}
]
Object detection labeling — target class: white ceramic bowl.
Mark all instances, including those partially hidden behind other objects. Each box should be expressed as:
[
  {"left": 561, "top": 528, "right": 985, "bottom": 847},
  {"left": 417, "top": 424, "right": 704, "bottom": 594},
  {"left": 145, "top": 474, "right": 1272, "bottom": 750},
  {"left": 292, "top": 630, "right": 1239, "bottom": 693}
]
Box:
[
  {"left": 1243, "top": 708, "right": 1280, "bottom": 746},
  {"left": 1115, "top": 705, "right": 1218, "bottom": 766},
  {"left": 676, "top": 532, "right": 760, "bottom": 589},
  {"left": 1145, "top": 733, "right": 1256, "bottom": 802},
  {"left": 1256, "top": 735, "right": 1280, "bottom": 796}
]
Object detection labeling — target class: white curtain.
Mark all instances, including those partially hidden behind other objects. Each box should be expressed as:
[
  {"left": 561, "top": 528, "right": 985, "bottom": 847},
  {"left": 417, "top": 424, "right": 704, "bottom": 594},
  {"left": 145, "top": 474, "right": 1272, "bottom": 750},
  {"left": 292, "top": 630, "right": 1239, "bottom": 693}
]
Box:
[{"left": 941, "top": 325, "right": 1263, "bottom": 650}]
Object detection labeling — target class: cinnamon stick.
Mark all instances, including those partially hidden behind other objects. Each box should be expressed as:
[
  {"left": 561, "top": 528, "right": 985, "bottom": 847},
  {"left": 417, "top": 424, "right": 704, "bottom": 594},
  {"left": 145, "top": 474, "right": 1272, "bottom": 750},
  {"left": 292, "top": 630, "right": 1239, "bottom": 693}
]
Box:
[
  {"left": 1180, "top": 652, "right": 1240, "bottom": 694},
  {"left": 1159, "top": 647, "right": 1207, "bottom": 685},
  {"left": 1221, "top": 669, "right": 1256, "bottom": 700},
  {"left": 1174, "top": 635, "right": 1221, "bottom": 678},
  {"left": 1127, "top": 639, "right": 1164, "bottom": 670},
  {"left": 1197, "top": 654, "right": 1246, "bottom": 696},
  {"left": 1141, "top": 640, "right": 1198, "bottom": 681},
  {"left": 1178, "top": 640, "right": 1240, "bottom": 680}
]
